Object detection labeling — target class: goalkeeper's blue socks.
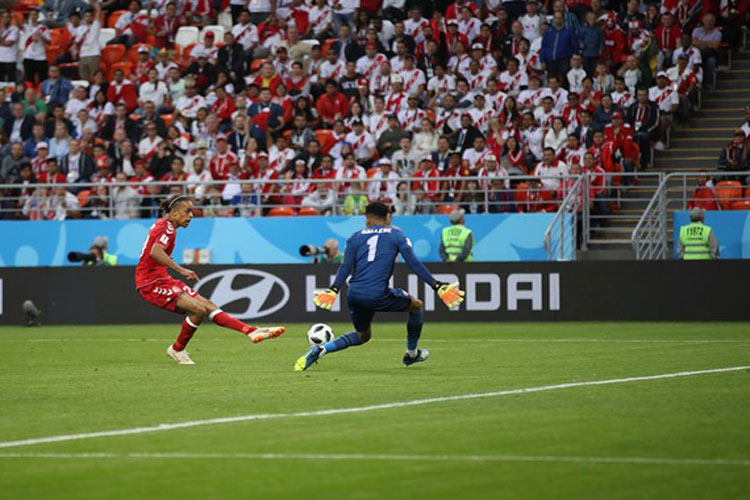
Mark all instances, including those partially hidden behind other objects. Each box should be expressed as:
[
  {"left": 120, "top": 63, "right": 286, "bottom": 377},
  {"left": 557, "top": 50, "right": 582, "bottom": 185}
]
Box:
[
  {"left": 406, "top": 309, "right": 424, "bottom": 358},
  {"left": 322, "top": 331, "right": 363, "bottom": 355}
]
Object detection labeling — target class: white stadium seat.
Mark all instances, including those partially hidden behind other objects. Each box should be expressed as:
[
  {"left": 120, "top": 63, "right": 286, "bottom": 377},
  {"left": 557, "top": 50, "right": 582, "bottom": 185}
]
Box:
[
  {"left": 99, "top": 28, "right": 116, "bottom": 48},
  {"left": 175, "top": 26, "right": 200, "bottom": 50},
  {"left": 71, "top": 80, "right": 90, "bottom": 88},
  {"left": 199, "top": 25, "right": 225, "bottom": 43},
  {"left": 217, "top": 10, "right": 233, "bottom": 30}
]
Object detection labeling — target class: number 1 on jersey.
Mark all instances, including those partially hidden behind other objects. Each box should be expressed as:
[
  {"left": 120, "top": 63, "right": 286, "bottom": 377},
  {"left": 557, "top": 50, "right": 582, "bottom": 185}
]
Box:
[{"left": 366, "top": 235, "right": 379, "bottom": 262}]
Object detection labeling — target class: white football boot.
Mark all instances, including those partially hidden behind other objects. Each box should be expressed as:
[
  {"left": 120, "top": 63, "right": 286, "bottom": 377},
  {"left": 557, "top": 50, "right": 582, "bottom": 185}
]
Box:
[
  {"left": 249, "top": 326, "right": 286, "bottom": 343},
  {"left": 166, "top": 345, "right": 196, "bottom": 365}
]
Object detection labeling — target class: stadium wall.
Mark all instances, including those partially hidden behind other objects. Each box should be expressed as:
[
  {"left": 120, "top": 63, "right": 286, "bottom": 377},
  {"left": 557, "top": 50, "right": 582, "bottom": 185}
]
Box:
[
  {"left": 673, "top": 211, "right": 750, "bottom": 259},
  {"left": 0, "top": 261, "right": 748, "bottom": 325},
  {"left": 0, "top": 213, "right": 556, "bottom": 266}
]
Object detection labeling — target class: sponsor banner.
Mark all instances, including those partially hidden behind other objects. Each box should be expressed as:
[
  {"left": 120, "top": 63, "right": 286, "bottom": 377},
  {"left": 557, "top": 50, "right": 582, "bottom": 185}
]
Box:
[
  {"left": 0, "top": 214, "right": 555, "bottom": 267},
  {"left": 0, "top": 261, "right": 748, "bottom": 325},
  {"left": 673, "top": 211, "right": 750, "bottom": 259}
]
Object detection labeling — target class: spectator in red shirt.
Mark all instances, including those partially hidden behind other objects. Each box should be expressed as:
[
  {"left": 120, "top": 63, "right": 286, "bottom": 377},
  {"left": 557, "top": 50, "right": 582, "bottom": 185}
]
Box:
[
  {"left": 687, "top": 171, "right": 720, "bottom": 210},
  {"left": 107, "top": 69, "right": 138, "bottom": 113},
  {"left": 148, "top": 1, "right": 181, "bottom": 49},
  {"left": 316, "top": 80, "right": 349, "bottom": 128},
  {"left": 654, "top": 12, "right": 682, "bottom": 65}
]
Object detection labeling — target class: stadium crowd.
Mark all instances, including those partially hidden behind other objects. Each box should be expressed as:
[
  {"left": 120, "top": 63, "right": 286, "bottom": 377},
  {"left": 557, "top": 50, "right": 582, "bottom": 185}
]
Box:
[{"left": 0, "top": 0, "right": 743, "bottom": 219}]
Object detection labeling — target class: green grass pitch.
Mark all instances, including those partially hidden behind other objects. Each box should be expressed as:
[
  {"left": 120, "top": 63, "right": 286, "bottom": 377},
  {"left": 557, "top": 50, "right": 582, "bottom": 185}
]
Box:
[{"left": 0, "top": 322, "right": 748, "bottom": 499}]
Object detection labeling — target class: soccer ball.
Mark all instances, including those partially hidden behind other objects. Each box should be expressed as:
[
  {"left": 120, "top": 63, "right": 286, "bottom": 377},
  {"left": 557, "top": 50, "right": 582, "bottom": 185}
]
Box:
[{"left": 307, "top": 323, "right": 334, "bottom": 345}]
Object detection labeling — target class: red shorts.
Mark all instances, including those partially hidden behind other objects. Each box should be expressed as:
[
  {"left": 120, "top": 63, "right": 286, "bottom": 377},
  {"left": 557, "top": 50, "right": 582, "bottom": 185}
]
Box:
[{"left": 138, "top": 278, "right": 199, "bottom": 313}]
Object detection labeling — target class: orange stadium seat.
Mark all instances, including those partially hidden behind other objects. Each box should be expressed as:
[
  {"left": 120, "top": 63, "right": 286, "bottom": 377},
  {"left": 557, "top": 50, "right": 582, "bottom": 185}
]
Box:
[
  {"left": 321, "top": 38, "right": 337, "bottom": 56},
  {"left": 49, "top": 28, "right": 68, "bottom": 47},
  {"left": 731, "top": 200, "right": 750, "bottom": 210},
  {"left": 161, "top": 114, "right": 173, "bottom": 127},
  {"left": 282, "top": 130, "right": 292, "bottom": 141},
  {"left": 46, "top": 44, "right": 64, "bottom": 65},
  {"left": 267, "top": 207, "right": 296, "bottom": 217},
  {"left": 315, "top": 130, "right": 336, "bottom": 154},
  {"left": 101, "top": 44, "right": 126, "bottom": 69},
  {"left": 716, "top": 181, "right": 743, "bottom": 210},
  {"left": 513, "top": 182, "right": 529, "bottom": 212},
  {"left": 77, "top": 190, "right": 91, "bottom": 207},
  {"left": 107, "top": 10, "right": 127, "bottom": 28},
  {"left": 366, "top": 167, "right": 378, "bottom": 178},
  {"left": 436, "top": 204, "right": 457, "bottom": 214},
  {"left": 127, "top": 44, "right": 152, "bottom": 64},
  {"left": 107, "top": 61, "right": 132, "bottom": 81},
  {"left": 181, "top": 43, "right": 197, "bottom": 68},
  {"left": 249, "top": 58, "right": 265, "bottom": 74},
  {"left": 298, "top": 207, "right": 319, "bottom": 216}
]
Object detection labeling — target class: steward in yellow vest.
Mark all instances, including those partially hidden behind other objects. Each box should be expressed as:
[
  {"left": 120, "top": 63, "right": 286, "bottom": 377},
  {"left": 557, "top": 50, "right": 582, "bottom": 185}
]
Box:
[
  {"left": 439, "top": 209, "right": 474, "bottom": 262},
  {"left": 677, "top": 208, "right": 719, "bottom": 260}
]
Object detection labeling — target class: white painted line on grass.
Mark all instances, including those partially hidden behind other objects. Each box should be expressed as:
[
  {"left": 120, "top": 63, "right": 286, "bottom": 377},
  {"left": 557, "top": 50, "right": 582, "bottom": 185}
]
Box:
[
  {"left": 2, "top": 338, "right": 749, "bottom": 344},
  {"left": 0, "top": 452, "right": 748, "bottom": 467},
  {"left": 0, "top": 366, "right": 746, "bottom": 450}
]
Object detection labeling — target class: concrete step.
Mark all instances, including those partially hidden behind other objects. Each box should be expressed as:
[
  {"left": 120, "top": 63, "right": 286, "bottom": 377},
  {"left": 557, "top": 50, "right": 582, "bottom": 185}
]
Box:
[
  {"left": 671, "top": 127, "right": 736, "bottom": 138},
  {"left": 578, "top": 248, "right": 636, "bottom": 260}
]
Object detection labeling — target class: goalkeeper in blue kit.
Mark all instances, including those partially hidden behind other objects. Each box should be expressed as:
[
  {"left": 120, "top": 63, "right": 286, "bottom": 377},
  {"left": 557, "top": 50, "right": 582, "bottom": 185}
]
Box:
[{"left": 294, "top": 202, "right": 465, "bottom": 371}]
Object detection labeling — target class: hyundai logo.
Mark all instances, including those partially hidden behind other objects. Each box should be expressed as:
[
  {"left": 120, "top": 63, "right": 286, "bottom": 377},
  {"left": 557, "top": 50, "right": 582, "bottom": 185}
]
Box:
[{"left": 194, "top": 269, "right": 290, "bottom": 320}]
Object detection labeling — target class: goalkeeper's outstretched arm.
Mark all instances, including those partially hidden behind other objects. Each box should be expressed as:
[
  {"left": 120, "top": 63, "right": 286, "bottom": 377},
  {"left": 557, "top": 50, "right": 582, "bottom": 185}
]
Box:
[{"left": 398, "top": 232, "right": 465, "bottom": 309}]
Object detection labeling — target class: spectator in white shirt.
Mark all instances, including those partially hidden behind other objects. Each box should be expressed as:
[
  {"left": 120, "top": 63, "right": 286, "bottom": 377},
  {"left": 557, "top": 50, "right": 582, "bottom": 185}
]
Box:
[
  {"left": 139, "top": 68, "right": 169, "bottom": 111},
  {"left": 77, "top": 1, "right": 103, "bottom": 82},
  {"left": 544, "top": 117, "right": 568, "bottom": 156}
]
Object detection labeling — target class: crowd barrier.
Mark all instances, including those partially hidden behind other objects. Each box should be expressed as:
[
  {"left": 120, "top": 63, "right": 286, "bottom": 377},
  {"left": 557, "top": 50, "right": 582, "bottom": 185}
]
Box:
[
  {"left": 1, "top": 261, "right": 747, "bottom": 325},
  {"left": 0, "top": 213, "right": 554, "bottom": 266}
]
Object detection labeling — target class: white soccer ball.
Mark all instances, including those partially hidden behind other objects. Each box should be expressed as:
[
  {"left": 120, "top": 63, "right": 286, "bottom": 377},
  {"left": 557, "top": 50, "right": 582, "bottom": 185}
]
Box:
[{"left": 307, "top": 323, "right": 335, "bottom": 345}]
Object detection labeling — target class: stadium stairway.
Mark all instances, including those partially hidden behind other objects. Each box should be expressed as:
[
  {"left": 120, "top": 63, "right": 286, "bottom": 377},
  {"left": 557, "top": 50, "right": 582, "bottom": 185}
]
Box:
[{"left": 581, "top": 47, "right": 750, "bottom": 260}]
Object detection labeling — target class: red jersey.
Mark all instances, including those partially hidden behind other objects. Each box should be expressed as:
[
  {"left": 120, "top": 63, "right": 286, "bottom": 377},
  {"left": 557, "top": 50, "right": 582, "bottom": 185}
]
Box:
[{"left": 135, "top": 218, "right": 176, "bottom": 289}]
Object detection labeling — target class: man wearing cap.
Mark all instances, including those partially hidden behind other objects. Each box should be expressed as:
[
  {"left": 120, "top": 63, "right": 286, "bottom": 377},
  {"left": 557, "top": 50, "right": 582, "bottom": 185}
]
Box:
[
  {"left": 31, "top": 142, "right": 51, "bottom": 179},
  {"left": 367, "top": 158, "right": 399, "bottom": 202},
  {"left": 678, "top": 208, "right": 719, "bottom": 260},
  {"left": 384, "top": 74, "right": 408, "bottom": 114},
  {"left": 440, "top": 209, "right": 474, "bottom": 262},
  {"left": 649, "top": 71, "right": 679, "bottom": 150}
]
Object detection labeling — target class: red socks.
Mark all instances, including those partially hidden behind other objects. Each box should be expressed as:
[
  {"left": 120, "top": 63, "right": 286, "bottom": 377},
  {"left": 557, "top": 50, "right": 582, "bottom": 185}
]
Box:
[
  {"left": 209, "top": 310, "right": 256, "bottom": 335},
  {"left": 173, "top": 317, "right": 199, "bottom": 351}
]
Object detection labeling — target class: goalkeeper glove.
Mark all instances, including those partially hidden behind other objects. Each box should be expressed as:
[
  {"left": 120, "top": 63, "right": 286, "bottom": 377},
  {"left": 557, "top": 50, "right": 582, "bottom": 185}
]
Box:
[
  {"left": 313, "top": 286, "right": 339, "bottom": 310},
  {"left": 434, "top": 281, "right": 465, "bottom": 309}
]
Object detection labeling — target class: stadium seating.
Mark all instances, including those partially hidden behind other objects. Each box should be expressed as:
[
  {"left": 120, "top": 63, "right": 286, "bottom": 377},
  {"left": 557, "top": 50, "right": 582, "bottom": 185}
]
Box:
[
  {"left": 49, "top": 28, "right": 68, "bottom": 47},
  {"left": 107, "top": 10, "right": 127, "bottom": 28},
  {"left": 71, "top": 80, "right": 90, "bottom": 88},
  {"left": 45, "top": 44, "right": 64, "bottom": 65},
  {"left": 298, "top": 207, "right": 319, "bottom": 216},
  {"left": 267, "top": 207, "right": 296, "bottom": 217},
  {"left": 436, "top": 205, "right": 458, "bottom": 215},
  {"left": 199, "top": 25, "right": 225, "bottom": 43},
  {"left": 77, "top": 190, "right": 91, "bottom": 207},
  {"left": 175, "top": 27, "right": 200, "bottom": 50},
  {"left": 127, "top": 44, "right": 152, "bottom": 64},
  {"left": 99, "top": 28, "right": 116, "bottom": 48},
  {"left": 107, "top": 61, "right": 133, "bottom": 81},
  {"left": 513, "top": 183, "right": 529, "bottom": 213},
  {"left": 716, "top": 181, "right": 743, "bottom": 210},
  {"left": 101, "top": 44, "right": 126, "bottom": 69},
  {"left": 314, "top": 130, "right": 336, "bottom": 154},
  {"left": 366, "top": 168, "right": 378, "bottom": 178}
]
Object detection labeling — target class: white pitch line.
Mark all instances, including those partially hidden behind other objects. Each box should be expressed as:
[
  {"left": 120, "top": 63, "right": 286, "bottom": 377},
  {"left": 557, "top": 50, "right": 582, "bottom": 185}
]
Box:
[
  {"left": 2, "top": 338, "right": 749, "bottom": 344},
  {"left": 0, "top": 366, "right": 746, "bottom": 450},
  {"left": 0, "top": 452, "right": 748, "bottom": 467}
]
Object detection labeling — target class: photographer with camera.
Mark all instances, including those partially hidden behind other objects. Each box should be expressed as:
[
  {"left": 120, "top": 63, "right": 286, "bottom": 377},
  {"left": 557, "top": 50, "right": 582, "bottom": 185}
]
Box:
[
  {"left": 299, "top": 238, "right": 343, "bottom": 264},
  {"left": 68, "top": 236, "right": 118, "bottom": 266}
]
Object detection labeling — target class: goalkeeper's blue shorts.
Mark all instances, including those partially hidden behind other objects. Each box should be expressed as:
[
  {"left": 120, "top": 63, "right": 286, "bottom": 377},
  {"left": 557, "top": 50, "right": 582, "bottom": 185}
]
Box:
[{"left": 347, "top": 288, "right": 412, "bottom": 332}]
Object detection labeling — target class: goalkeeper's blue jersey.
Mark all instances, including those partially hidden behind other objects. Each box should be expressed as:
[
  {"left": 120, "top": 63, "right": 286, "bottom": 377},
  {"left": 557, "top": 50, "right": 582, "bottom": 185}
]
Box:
[{"left": 332, "top": 225, "right": 436, "bottom": 298}]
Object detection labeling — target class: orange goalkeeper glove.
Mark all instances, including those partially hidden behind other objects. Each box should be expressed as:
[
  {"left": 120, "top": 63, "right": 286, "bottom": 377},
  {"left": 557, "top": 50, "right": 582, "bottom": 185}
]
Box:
[
  {"left": 435, "top": 282, "right": 465, "bottom": 309},
  {"left": 313, "top": 286, "right": 339, "bottom": 310}
]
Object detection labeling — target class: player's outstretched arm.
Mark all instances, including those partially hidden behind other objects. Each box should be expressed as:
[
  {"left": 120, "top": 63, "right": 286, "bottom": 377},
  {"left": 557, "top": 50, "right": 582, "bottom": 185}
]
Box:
[
  {"left": 150, "top": 243, "right": 198, "bottom": 281},
  {"left": 398, "top": 233, "right": 465, "bottom": 309},
  {"left": 313, "top": 238, "right": 354, "bottom": 311}
]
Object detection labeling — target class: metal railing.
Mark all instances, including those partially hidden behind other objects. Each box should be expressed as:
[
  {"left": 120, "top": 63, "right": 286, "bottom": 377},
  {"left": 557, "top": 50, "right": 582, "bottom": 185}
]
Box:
[
  {"left": 632, "top": 170, "right": 750, "bottom": 260},
  {"left": 0, "top": 174, "right": 581, "bottom": 220},
  {"left": 544, "top": 176, "right": 583, "bottom": 261},
  {"left": 632, "top": 176, "right": 669, "bottom": 260}
]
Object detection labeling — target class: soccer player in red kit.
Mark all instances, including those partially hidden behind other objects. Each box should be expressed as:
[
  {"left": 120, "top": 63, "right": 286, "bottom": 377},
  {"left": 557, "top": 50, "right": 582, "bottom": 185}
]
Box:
[{"left": 135, "top": 195, "right": 285, "bottom": 365}]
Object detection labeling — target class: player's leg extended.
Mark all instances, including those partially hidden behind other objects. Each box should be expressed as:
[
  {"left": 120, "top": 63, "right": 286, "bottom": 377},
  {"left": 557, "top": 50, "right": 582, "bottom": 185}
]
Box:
[
  {"left": 194, "top": 295, "right": 285, "bottom": 342},
  {"left": 403, "top": 296, "right": 429, "bottom": 366},
  {"left": 294, "top": 302, "right": 373, "bottom": 372}
]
